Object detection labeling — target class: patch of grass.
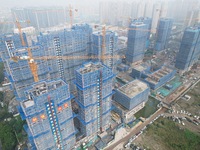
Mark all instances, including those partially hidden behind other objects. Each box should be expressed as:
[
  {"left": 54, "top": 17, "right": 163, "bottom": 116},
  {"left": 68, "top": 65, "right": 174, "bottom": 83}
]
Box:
[
  {"left": 146, "top": 118, "right": 200, "bottom": 150},
  {"left": 135, "top": 97, "right": 160, "bottom": 119}
]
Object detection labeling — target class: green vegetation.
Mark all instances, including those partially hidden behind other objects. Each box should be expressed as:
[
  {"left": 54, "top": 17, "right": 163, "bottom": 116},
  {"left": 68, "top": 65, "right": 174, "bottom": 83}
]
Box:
[
  {"left": 0, "top": 92, "right": 26, "bottom": 150},
  {"left": 0, "top": 116, "right": 26, "bottom": 150},
  {"left": 135, "top": 97, "right": 160, "bottom": 119},
  {"left": 0, "top": 92, "right": 3, "bottom": 102},
  {"left": 146, "top": 118, "right": 200, "bottom": 150},
  {"left": 0, "top": 122, "right": 17, "bottom": 150},
  {"left": 0, "top": 62, "right": 4, "bottom": 84},
  {"left": 0, "top": 107, "right": 12, "bottom": 121},
  {"left": 177, "top": 81, "right": 200, "bottom": 115}
]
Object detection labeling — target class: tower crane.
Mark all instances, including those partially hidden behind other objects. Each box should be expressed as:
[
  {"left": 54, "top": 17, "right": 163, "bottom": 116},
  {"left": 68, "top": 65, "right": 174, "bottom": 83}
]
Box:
[
  {"left": 14, "top": 17, "right": 39, "bottom": 82},
  {"left": 69, "top": 4, "right": 78, "bottom": 28},
  {"left": 101, "top": 25, "right": 106, "bottom": 64}
]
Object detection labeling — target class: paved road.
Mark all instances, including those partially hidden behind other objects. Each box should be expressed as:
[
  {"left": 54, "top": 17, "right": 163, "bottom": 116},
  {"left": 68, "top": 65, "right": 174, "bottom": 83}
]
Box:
[
  {"left": 105, "top": 108, "right": 167, "bottom": 150},
  {"left": 105, "top": 74, "right": 200, "bottom": 150}
]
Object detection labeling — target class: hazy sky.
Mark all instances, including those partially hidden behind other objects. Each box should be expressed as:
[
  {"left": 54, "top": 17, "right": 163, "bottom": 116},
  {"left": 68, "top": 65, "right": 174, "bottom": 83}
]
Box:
[{"left": 0, "top": 0, "right": 105, "bottom": 7}]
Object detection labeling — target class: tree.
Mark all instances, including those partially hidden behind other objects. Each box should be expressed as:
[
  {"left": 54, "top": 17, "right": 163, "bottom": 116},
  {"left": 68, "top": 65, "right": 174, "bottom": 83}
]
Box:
[
  {"left": 0, "top": 92, "right": 4, "bottom": 102},
  {"left": 0, "top": 122, "right": 17, "bottom": 150},
  {"left": 0, "top": 62, "right": 4, "bottom": 84}
]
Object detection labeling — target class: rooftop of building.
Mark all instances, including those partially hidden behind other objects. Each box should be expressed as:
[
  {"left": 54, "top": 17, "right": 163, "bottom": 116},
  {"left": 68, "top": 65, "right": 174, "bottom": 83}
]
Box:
[
  {"left": 77, "top": 62, "right": 103, "bottom": 74},
  {"left": 145, "top": 66, "right": 173, "bottom": 84},
  {"left": 92, "top": 30, "right": 116, "bottom": 36},
  {"left": 132, "top": 17, "right": 151, "bottom": 23},
  {"left": 160, "top": 18, "right": 173, "bottom": 21},
  {"left": 118, "top": 79, "right": 148, "bottom": 98},
  {"left": 130, "top": 22, "right": 146, "bottom": 27},
  {"left": 133, "top": 64, "right": 149, "bottom": 72},
  {"left": 26, "top": 80, "right": 65, "bottom": 97},
  {"left": 22, "top": 80, "right": 66, "bottom": 108},
  {"left": 185, "top": 26, "right": 200, "bottom": 32}
]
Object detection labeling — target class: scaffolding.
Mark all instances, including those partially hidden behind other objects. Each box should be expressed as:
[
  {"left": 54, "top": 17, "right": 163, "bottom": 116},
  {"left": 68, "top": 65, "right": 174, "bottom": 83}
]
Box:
[
  {"left": 19, "top": 79, "right": 76, "bottom": 150},
  {"left": 37, "top": 24, "right": 92, "bottom": 91},
  {"left": 75, "top": 62, "right": 114, "bottom": 137},
  {"left": 92, "top": 30, "right": 118, "bottom": 69}
]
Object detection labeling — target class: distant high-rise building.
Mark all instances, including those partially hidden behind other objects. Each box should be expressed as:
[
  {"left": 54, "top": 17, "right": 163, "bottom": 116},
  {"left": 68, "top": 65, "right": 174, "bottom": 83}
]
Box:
[
  {"left": 100, "top": 1, "right": 150, "bottom": 27},
  {"left": 155, "top": 18, "right": 173, "bottom": 51},
  {"left": 126, "top": 22, "right": 148, "bottom": 63},
  {"left": 92, "top": 30, "right": 118, "bottom": 70},
  {"left": 99, "top": 1, "right": 118, "bottom": 25},
  {"left": 11, "top": 8, "right": 28, "bottom": 28},
  {"left": 144, "top": 0, "right": 154, "bottom": 18},
  {"left": 151, "top": 2, "right": 161, "bottom": 34},
  {"left": 184, "top": 10, "right": 200, "bottom": 27},
  {"left": 132, "top": 17, "right": 152, "bottom": 47},
  {"left": 11, "top": 7, "right": 69, "bottom": 30},
  {"left": 75, "top": 62, "right": 114, "bottom": 137},
  {"left": 19, "top": 80, "right": 76, "bottom": 150},
  {"left": 175, "top": 27, "right": 200, "bottom": 71}
]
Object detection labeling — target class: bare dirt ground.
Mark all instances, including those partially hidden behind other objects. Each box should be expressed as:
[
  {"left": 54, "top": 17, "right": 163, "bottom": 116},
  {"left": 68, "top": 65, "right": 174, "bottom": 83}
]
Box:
[
  {"left": 133, "top": 117, "right": 200, "bottom": 150},
  {"left": 176, "top": 82, "right": 200, "bottom": 116}
]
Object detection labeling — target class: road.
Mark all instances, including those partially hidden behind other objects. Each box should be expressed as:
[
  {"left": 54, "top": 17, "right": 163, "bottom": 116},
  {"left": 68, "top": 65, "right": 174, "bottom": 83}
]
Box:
[
  {"left": 105, "top": 73, "right": 200, "bottom": 150},
  {"left": 105, "top": 108, "right": 167, "bottom": 150}
]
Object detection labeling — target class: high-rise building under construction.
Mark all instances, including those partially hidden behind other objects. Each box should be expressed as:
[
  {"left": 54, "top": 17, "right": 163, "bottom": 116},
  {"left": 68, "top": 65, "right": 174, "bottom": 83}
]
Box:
[
  {"left": 155, "top": 18, "right": 173, "bottom": 51},
  {"left": 92, "top": 30, "right": 118, "bottom": 70},
  {"left": 36, "top": 24, "right": 92, "bottom": 90},
  {"left": 0, "top": 22, "right": 118, "bottom": 149},
  {"left": 74, "top": 62, "right": 114, "bottom": 137},
  {"left": 19, "top": 79, "right": 76, "bottom": 150},
  {"left": 126, "top": 22, "right": 148, "bottom": 63},
  {"left": 0, "top": 24, "right": 93, "bottom": 149},
  {"left": 175, "top": 26, "right": 200, "bottom": 71}
]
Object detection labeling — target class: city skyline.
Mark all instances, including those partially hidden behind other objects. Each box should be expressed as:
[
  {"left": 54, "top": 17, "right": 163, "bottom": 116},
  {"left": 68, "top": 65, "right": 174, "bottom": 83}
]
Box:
[{"left": 0, "top": 0, "right": 200, "bottom": 150}]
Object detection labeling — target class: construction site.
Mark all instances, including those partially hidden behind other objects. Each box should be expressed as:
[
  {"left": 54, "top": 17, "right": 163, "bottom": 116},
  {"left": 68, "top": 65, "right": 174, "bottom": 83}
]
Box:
[
  {"left": 131, "top": 64, "right": 176, "bottom": 90},
  {"left": 113, "top": 79, "right": 150, "bottom": 124},
  {"left": 0, "top": 1, "right": 200, "bottom": 150}
]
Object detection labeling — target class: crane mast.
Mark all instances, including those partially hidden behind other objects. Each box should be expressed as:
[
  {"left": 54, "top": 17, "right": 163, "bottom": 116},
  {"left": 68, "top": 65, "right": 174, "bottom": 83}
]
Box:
[{"left": 15, "top": 17, "right": 39, "bottom": 82}]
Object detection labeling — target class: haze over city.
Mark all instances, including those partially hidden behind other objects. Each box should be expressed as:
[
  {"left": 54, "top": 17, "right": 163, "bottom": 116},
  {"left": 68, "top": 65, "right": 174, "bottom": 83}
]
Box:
[{"left": 0, "top": 0, "right": 200, "bottom": 150}]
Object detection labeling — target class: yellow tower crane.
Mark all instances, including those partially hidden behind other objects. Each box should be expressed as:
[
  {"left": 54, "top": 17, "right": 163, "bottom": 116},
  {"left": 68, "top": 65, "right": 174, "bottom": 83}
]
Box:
[
  {"left": 14, "top": 17, "right": 39, "bottom": 82},
  {"left": 69, "top": 4, "right": 78, "bottom": 28}
]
